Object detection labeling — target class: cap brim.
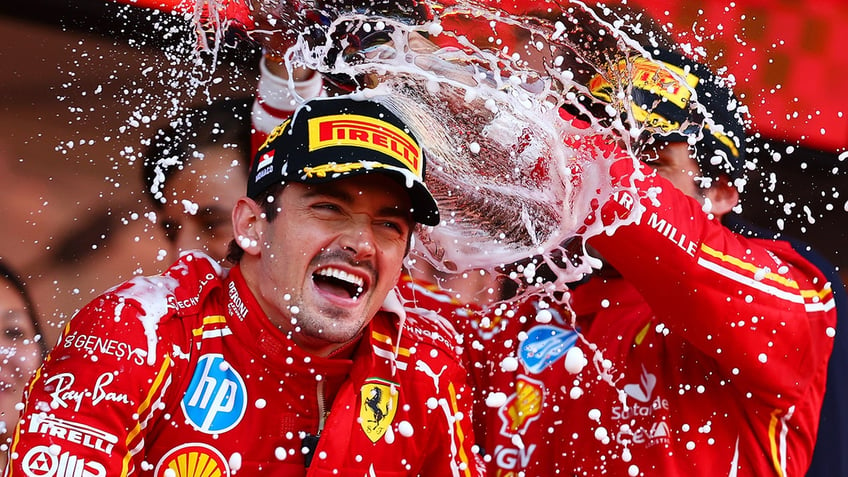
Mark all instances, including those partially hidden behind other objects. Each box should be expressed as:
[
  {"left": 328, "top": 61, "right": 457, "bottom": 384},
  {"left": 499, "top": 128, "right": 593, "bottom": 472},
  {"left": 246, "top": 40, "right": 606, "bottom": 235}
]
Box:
[
  {"left": 357, "top": 168, "right": 440, "bottom": 227},
  {"left": 405, "top": 179, "right": 440, "bottom": 227}
]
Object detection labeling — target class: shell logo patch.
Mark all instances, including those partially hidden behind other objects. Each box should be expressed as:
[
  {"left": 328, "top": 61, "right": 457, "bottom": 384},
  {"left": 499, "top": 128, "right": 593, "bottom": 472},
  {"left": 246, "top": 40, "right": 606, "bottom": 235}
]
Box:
[
  {"left": 154, "top": 443, "right": 230, "bottom": 477},
  {"left": 498, "top": 375, "right": 545, "bottom": 438},
  {"left": 359, "top": 378, "right": 399, "bottom": 443}
]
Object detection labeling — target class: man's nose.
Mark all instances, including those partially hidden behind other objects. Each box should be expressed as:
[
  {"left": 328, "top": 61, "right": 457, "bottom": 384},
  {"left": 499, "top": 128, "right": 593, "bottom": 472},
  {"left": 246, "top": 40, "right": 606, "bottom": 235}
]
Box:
[
  {"left": 175, "top": 222, "right": 204, "bottom": 254},
  {"left": 339, "top": 216, "right": 376, "bottom": 260}
]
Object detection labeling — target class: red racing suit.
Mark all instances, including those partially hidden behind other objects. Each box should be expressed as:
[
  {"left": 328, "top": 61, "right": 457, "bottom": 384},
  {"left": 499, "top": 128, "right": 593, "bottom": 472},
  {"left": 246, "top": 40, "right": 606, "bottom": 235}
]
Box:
[
  {"left": 5, "top": 253, "right": 480, "bottom": 477},
  {"left": 461, "top": 152, "right": 837, "bottom": 476}
]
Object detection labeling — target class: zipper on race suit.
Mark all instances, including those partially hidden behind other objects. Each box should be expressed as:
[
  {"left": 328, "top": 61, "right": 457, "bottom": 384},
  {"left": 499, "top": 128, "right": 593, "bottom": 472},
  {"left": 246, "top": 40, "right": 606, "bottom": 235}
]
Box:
[{"left": 303, "top": 380, "right": 328, "bottom": 468}]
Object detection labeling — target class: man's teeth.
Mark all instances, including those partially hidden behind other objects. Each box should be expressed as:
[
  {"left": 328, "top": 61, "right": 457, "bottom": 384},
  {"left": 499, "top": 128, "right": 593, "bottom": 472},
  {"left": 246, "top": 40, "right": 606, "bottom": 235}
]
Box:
[{"left": 316, "top": 267, "right": 365, "bottom": 288}]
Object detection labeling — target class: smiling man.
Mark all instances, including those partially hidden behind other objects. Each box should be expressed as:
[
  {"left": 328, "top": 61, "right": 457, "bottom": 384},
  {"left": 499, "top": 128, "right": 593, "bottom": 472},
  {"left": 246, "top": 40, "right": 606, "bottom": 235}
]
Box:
[{"left": 6, "top": 96, "right": 481, "bottom": 476}]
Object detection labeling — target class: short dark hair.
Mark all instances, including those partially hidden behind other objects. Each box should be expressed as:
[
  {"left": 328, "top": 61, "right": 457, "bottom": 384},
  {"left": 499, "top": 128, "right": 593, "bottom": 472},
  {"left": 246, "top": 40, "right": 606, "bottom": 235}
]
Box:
[
  {"left": 142, "top": 97, "right": 253, "bottom": 210},
  {"left": 225, "top": 184, "right": 285, "bottom": 265}
]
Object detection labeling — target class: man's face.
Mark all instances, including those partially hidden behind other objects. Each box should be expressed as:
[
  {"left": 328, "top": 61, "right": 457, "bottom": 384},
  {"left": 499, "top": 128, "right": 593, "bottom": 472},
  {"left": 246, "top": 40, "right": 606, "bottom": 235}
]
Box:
[
  {"left": 250, "top": 174, "right": 413, "bottom": 356},
  {"left": 160, "top": 146, "right": 248, "bottom": 262},
  {"left": 642, "top": 141, "right": 705, "bottom": 201},
  {"left": 0, "top": 280, "right": 41, "bottom": 440}
]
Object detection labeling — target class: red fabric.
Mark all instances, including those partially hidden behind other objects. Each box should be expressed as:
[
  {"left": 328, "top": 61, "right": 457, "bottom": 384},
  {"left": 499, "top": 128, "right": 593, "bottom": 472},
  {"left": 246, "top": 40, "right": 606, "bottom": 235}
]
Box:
[{"left": 7, "top": 253, "right": 480, "bottom": 476}]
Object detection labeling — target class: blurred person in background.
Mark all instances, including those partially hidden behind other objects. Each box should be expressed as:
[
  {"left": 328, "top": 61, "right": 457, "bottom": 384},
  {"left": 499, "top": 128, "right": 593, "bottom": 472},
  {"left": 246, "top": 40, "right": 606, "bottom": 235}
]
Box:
[
  {"left": 142, "top": 97, "right": 253, "bottom": 263},
  {"left": 0, "top": 259, "right": 47, "bottom": 469}
]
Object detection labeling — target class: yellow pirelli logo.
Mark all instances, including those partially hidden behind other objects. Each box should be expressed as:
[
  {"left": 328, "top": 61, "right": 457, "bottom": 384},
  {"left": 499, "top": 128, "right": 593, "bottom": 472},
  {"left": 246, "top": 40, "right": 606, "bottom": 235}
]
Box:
[
  {"left": 589, "top": 56, "right": 701, "bottom": 129},
  {"left": 308, "top": 114, "right": 422, "bottom": 177},
  {"left": 628, "top": 56, "right": 700, "bottom": 109}
]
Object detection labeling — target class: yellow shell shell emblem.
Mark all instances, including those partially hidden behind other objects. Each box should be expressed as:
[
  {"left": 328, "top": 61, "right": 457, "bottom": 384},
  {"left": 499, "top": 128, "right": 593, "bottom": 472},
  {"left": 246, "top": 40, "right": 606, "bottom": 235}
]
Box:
[
  {"left": 154, "top": 443, "right": 229, "bottom": 477},
  {"left": 359, "top": 378, "right": 399, "bottom": 443},
  {"left": 506, "top": 377, "right": 544, "bottom": 432}
]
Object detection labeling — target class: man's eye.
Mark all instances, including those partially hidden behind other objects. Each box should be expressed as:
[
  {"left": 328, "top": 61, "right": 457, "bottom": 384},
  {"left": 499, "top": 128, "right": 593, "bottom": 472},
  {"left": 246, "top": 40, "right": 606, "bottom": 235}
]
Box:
[
  {"left": 4, "top": 327, "right": 25, "bottom": 340},
  {"left": 380, "top": 221, "right": 405, "bottom": 235},
  {"left": 200, "top": 217, "right": 229, "bottom": 233},
  {"left": 314, "top": 203, "right": 342, "bottom": 212},
  {"left": 161, "top": 221, "right": 181, "bottom": 243}
]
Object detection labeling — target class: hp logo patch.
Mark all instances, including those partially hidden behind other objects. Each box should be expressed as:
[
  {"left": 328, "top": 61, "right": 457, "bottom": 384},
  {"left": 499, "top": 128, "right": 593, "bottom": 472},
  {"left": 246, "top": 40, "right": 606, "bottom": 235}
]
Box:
[{"left": 181, "top": 354, "right": 247, "bottom": 433}]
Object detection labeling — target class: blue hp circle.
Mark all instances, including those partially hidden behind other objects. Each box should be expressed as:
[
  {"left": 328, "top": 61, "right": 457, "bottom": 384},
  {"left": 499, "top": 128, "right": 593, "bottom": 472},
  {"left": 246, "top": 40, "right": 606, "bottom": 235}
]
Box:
[{"left": 181, "top": 354, "right": 247, "bottom": 433}]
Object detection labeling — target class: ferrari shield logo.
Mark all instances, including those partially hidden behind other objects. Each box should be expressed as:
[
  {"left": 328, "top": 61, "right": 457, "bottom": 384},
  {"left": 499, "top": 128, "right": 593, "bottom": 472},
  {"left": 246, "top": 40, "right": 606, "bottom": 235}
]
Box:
[{"left": 359, "top": 378, "right": 399, "bottom": 443}]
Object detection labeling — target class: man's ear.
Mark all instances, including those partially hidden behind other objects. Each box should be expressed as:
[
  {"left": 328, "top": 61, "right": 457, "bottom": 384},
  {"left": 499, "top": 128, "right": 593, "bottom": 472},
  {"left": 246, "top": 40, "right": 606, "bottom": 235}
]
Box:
[
  {"left": 704, "top": 175, "right": 739, "bottom": 219},
  {"left": 232, "top": 197, "right": 265, "bottom": 256}
]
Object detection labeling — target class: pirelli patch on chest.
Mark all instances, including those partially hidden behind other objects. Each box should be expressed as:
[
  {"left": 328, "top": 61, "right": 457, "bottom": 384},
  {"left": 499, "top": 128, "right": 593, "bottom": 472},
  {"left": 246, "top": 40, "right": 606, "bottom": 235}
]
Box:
[{"left": 359, "top": 377, "right": 400, "bottom": 443}]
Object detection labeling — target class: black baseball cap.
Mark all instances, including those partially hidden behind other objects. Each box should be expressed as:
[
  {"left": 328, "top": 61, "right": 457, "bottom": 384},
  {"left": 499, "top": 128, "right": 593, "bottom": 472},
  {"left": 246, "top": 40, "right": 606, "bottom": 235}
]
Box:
[
  {"left": 590, "top": 49, "right": 747, "bottom": 180},
  {"left": 249, "top": 96, "right": 440, "bottom": 226},
  {"left": 316, "top": 0, "right": 431, "bottom": 23}
]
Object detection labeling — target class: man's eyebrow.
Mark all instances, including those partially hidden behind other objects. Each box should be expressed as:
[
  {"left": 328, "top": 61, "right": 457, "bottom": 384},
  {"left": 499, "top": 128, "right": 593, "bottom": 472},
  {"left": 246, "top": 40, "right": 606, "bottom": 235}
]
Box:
[
  {"left": 1, "top": 310, "right": 30, "bottom": 323},
  {"left": 376, "top": 205, "right": 413, "bottom": 221},
  {"left": 302, "top": 188, "right": 354, "bottom": 203},
  {"left": 303, "top": 188, "right": 413, "bottom": 220}
]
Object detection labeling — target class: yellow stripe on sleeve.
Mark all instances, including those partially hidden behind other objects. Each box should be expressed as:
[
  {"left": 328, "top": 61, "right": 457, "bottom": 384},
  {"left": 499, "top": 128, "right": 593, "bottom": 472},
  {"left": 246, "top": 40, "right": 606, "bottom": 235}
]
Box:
[
  {"left": 700, "top": 244, "right": 799, "bottom": 289},
  {"left": 801, "top": 285, "right": 833, "bottom": 301},
  {"left": 122, "top": 354, "right": 173, "bottom": 474},
  {"left": 192, "top": 315, "right": 228, "bottom": 337}
]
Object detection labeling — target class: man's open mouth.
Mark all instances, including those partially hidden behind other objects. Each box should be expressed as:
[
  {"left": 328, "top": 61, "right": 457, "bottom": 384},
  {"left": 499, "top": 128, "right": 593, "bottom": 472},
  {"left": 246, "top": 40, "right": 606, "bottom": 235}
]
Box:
[{"left": 313, "top": 266, "right": 368, "bottom": 300}]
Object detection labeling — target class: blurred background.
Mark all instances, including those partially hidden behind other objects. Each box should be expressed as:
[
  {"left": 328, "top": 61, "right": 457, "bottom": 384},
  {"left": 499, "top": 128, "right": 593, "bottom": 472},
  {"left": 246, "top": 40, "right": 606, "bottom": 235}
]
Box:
[
  {"left": 0, "top": 0, "right": 846, "bottom": 346},
  {"left": 0, "top": 0, "right": 260, "bottom": 345}
]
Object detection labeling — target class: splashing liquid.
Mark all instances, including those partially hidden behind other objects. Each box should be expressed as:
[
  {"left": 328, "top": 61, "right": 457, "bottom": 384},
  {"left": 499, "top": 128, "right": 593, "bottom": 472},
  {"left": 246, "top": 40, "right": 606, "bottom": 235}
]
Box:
[{"left": 239, "top": 1, "right": 678, "bottom": 292}]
